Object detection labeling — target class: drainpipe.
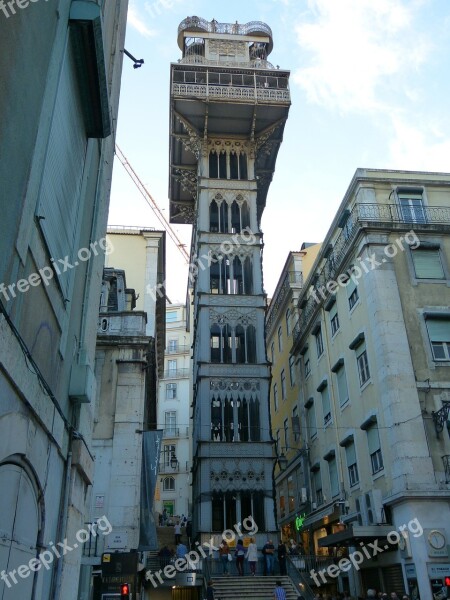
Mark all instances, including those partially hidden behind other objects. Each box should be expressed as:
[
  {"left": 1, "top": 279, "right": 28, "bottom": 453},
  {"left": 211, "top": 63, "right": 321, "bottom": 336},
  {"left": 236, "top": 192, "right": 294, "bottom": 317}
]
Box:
[{"left": 53, "top": 431, "right": 73, "bottom": 600}]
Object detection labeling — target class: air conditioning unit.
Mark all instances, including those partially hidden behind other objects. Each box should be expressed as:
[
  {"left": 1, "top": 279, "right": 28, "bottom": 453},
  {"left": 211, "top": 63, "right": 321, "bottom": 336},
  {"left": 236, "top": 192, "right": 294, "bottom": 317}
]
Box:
[
  {"left": 311, "top": 502, "right": 317, "bottom": 510},
  {"left": 301, "top": 488, "right": 307, "bottom": 503}
]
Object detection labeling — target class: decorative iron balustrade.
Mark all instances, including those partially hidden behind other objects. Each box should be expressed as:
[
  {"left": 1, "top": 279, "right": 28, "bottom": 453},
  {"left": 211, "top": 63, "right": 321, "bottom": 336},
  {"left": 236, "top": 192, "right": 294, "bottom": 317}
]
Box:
[
  {"left": 172, "top": 82, "right": 290, "bottom": 103},
  {"left": 178, "top": 16, "right": 273, "bottom": 40},
  {"left": 180, "top": 56, "right": 275, "bottom": 70},
  {"left": 443, "top": 455, "right": 450, "bottom": 483},
  {"left": 432, "top": 401, "right": 450, "bottom": 436},
  {"left": 162, "top": 427, "right": 190, "bottom": 439},
  {"left": 292, "top": 202, "right": 450, "bottom": 350}
]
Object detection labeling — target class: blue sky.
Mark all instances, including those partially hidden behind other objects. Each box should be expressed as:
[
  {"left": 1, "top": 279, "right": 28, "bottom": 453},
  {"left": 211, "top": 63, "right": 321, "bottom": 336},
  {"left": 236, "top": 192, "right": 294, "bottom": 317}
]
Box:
[{"left": 108, "top": 0, "right": 450, "bottom": 302}]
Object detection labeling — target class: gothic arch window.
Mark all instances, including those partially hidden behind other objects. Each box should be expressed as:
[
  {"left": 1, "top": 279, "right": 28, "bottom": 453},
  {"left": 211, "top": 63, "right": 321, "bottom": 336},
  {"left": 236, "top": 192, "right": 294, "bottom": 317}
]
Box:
[
  {"left": 163, "top": 476, "right": 175, "bottom": 491},
  {"left": 235, "top": 325, "right": 246, "bottom": 363},
  {"left": 210, "top": 393, "right": 260, "bottom": 443},
  {"left": 210, "top": 323, "right": 232, "bottom": 363},
  {"left": 239, "top": 152, "right": 248, "bottom": 180},
  {"left": 246, "top": 325, "right": 257, "bottom": 363},
  {"left": 243, "top": 255, "right": 253, "bottom": 294},
  {"left": 232, "top": 256, "right": 243, "bottom": 294},
  {"left": 241, "top": 200, "right": 250, "bottom": 229},
  {"left": 209, "top": 150, "right": 219, "bottom": 178},
  {"left": 230, "top": 152, "right": 239, "bottom": 180},
  {"left": 231, "top": 200, "right": 241, "bottom": 233},
  {"left": 210, "top": 200, "right": 219, "bottom": 232},
  {"left": 210, "top": 324, "right": 221, "bottom": 363},
  {"left": 219, "top": 201, "right": 229, "bottom": 233}
]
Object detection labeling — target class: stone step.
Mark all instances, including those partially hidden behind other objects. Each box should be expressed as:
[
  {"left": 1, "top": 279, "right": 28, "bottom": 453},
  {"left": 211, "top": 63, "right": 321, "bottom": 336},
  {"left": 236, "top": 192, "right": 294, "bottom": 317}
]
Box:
[{"left": 210, "top": 575, "right": 300, "bottom": 600}]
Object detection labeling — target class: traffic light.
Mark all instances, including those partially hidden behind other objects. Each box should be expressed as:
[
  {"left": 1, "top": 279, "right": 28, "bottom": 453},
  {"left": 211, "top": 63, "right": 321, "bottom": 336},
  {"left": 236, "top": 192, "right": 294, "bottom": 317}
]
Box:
[
  {"left": 445, "top": 576, "right": 450, "bottom": 598},
  {"left": 120, "top": 583, "right": 130, "bottom": 599}
]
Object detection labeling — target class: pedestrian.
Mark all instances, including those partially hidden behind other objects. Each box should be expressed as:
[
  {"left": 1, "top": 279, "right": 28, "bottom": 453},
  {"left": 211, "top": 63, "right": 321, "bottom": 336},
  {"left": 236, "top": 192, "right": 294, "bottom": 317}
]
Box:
[
  {"left": 162, "top": 507, "right": 168, "bottom": 524},
  {"left": 186, "top": 519, "right": 192, "bottom": 547},
  {"left": 235, "top": 539, "right": 245, "bottom": 576},
  {"left": 206, "top": 580, "right": 215, "bottom": 600},
  {"left": 263, "top": 539, "right": 275, "bottom": 576},
  {"left": 174, "top": 520, "right": 181, "bottom": 544},
  {"left": 219, "top": 539, "right": 230, "bottom": 575},
  {"left": 277, "top": 540, "right": 287, "bottom": 575},
  {"left": 365, "top": 591, "right": 376, "bottom": 599},
  {"left": 273, "top": 580, "right": 288, "bottom": 600},
  {"left": 176, "top": 541, "right": 188, "bottom": 558},
  {"left": 246, "top": 537, "right": 258, "bottom": 575}
]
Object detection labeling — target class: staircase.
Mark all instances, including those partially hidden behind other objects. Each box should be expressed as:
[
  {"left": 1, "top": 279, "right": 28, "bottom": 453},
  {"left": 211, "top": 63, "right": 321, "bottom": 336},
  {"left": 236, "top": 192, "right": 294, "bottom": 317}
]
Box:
[{"left": 211, "top": 575, "right": 300, "bottom": 600}]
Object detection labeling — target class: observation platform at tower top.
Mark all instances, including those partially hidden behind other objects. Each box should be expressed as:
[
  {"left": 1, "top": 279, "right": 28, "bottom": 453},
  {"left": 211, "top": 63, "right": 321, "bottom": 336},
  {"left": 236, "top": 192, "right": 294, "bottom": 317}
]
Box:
[{"left": 177, "top": 16, "right": 274, "bottom": 55}]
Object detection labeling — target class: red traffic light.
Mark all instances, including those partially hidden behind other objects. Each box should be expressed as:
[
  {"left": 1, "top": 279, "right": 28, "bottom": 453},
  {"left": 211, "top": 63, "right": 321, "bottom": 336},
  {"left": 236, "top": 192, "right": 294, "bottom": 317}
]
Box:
[
  {"left": 445, "top": 576, "right": 450, "bottom": 586},
  {"left": 121, "top": 583, "right": 130, "bottom": 598}
]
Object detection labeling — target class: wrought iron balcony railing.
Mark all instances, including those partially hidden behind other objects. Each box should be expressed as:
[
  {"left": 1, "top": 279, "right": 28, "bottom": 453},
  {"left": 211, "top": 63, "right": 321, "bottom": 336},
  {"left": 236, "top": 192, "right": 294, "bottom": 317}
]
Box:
[
  {"left": 162, "top": 427, "right": 190, "bottom": 439},
  {"left": 172, "top": 81, "right": 290, "bottom": 104},
  {"left": 292, "top": 202, "right": 450, "bottom": 350},
  {"left": 443, "top": 455, "right": 450, "bottom": 483},
  {"left": 266, "top": 270, "right": 303, "bottom": 334},
  {"left": 165, "top": 345, "right": 191, "bottom": 355},
  {"left": 178, "top": 16, "right": 273, "bottom": 40},
  {"left": 163, "top": 368, "right": 190, "bottom": 379}
]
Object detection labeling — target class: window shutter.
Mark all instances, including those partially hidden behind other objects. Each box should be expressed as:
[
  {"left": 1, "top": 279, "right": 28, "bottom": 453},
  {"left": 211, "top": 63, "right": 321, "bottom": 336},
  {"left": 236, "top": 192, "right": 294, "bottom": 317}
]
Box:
[
  {"left": 412, "top": 249, "right": 444, "bottom": 279},
  {"left": 367, "top": 424, "right": 380, "bottom": 455},
  {"left": 345, "top": 443, "right": 356, "bottom": 465},
  {"left": 426, "top": 319, "right": 450, "bottom": 343},
  {"left": 336, "top": 366, "right": 348, "bottom": 405},
  {"left": 38, "top": 37, "right": 88, "bottom": 296}
]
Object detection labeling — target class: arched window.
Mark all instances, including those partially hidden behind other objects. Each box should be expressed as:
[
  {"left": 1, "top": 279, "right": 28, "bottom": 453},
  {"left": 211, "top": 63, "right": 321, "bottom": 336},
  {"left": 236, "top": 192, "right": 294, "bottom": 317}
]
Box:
[
  {"left": 232, "top": 256, "right": 243, "bottom": 294},
  {"left": 210, "top": 324, "right": 221, "bottom": 363},
  {"left": 163, "top": 476, "right": 175, "bottom": 491},
  {"left": 210, "top": 200, "right": 219, "bottom": 232},
  {"left": 219, "top": 151, "right": 227, "bottom": 178},
  {"left": 239, "top": 152, "right": 248, "bottom": 180},
  {"left": 219, "top": 201, "right": 229, "bottom": 233},
  {"left": 241, "top": 201, "right": 250, "bottom": 229},
  {"left": 235, "top": 325, "right": 246, "bottom": 363},
  {"left": 246, "top": 325, "right": 257, "bottom": 363},
  {"left": 209, "top": 151, "right": 219, "bottom": 178},
  {"left": 231, "top": 200, "right": 241, "bottom": 233},
  {"left": 211, "top": 396, "right": 222, "bottom": 441},
  {"left": 230, "top": 152, "right": 239, "bottom": 179}
]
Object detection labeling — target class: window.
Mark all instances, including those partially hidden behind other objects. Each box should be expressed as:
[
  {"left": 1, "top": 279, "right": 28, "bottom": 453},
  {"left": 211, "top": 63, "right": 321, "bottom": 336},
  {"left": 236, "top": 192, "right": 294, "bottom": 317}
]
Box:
[
  {"left": 348, "top": 279, "right": 359, "bottom": 310},
  {"left": 315, "top": 328, "right": 324, "bottom": 358},
  {"left": 278, "top": 326, "right": 283, "bottom": 353},
  {"left": 167, "top": 360, "right": 177, "bottom": 376},
  {"left": 357, "top": 348, "right": 370, "bottom": 386},
  {"left": 426, "top": 317, "right": 450, "bottom": 361},
  {"left": 287, "top": 476, "right": 295, "bottom": 513},
  {"left": 411, "top": 248, "right": 444, "bottom": 279},
  {"left": 289, "top": 355, "right": 296, "bottom": 386},
  {"left": 327, "top": 456, "right": 339, "bottom": 498},
  {"left": 165, "top": 411, "right": 177, "bottom": 435},
  {"left": 166, "top": 383, "right": 177, "bottom": 399},
  {"left": 320, "top": 383, "right": 331, "bottom": 425},
  {"left": 163, "top": 444, "right": 176, "bottom": 466},
  {"left": 312, "top": 469, "right": 323, "bottom": 505},
  {"left": 279, "top": 493, "right": 286, "bottom": 519},
  {"left": 168, "top": 339, "right": 178, "bottom": 352},
  {"left": 284, "top": 418, "right": 289, "bottom": 448},
  {"left": 286, "top": 308, "right": 291, "bottom": 336},
  {"left": 306, "top": 402, "right": 317, "bottom": 440},
  {"left": 330, "top": 303, "right": 340, "bottom": 336},
  {"left": 345, "top": 443, "right": 359, "bottom": 487},
  {"left": 292, "top": 406, "right": 300, "bottom": 441},
  {"left": 273, "top": 383, "right": 278, "bottom": 412},
  {"left": 398, "top": 188, "right": 426, "bottom": 223},
  {"left": 163, "top": 476, "right": 175, "bottom": 491},
  {"left": 335, "top": 363, "right": 349, "bottom": 407},
  {"left": 304, "top": 357, "right": 311, "bottom": 378},
  {"left": 281, "top": 370, "right": 286, "bottom": 400},
  {"left": 366, "top": 423, "right": 384, "bottom": 474},
  {"left": 166, "top": 311, "right": 177, "bottom": 323},
  {"left": 271, "top": 341, "right": 275, "bottom": 362}
]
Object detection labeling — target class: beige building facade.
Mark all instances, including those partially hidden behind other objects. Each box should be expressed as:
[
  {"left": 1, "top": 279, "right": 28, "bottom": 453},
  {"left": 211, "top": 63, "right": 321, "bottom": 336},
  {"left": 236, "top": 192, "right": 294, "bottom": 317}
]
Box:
[{"left": 290, "top": 169, "right": 450, "bottom": 598}]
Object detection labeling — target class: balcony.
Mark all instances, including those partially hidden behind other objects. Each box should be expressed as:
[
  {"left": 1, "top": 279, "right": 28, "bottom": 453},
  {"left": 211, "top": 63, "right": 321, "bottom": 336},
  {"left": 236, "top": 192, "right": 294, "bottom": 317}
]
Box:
[
  {"left": 292, "top": 202, "right": 450, "bottom": 351},
  {"left": 163, "top": 367, "right": 190, "bottom": 379},
  {"left": 162, "top": 427, "right": 190, "bottom": 439},
  {"left": 266, "top": 270, "right": 303, "bottom": 335},
  {"left": 165, "top": 344, "right": 191, "bottom": 355},
  {"left": 159, "top": 460, "right": 190, "bottom": 474}
]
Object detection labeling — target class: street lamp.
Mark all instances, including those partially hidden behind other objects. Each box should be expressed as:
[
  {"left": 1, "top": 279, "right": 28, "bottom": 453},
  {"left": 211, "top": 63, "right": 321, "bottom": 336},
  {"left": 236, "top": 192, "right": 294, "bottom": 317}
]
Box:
[
  {"left": 277, "top": 446, "right": 308, "bottom": 470},
  {"left": 170, "top": 452, "right": 179, "bottom": 469}
]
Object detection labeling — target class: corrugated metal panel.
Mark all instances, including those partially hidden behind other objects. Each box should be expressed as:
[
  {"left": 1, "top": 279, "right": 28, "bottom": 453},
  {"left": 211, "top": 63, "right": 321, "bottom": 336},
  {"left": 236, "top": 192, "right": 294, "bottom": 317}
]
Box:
[{"left": 38, "top": 35, "right": 88, "bottom": 297}]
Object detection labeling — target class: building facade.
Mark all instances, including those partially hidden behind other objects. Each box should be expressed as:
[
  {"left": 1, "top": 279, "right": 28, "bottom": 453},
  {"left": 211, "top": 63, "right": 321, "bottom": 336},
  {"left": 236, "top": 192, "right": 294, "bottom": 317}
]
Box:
[
  {"left": 168, "top": 16, "right": 291, "bottom": 541},
  {"left": 0, "top": 3, "right": 128, "bottom": 599},
  {"left": 266, "top": 247, "right": 320, "bottom": 545},
  {"left": 291, "top": 169, "right": 450, "bottom": 598},
  {"left": 155, "top": 303, "right": 192, "bottom": 521}
]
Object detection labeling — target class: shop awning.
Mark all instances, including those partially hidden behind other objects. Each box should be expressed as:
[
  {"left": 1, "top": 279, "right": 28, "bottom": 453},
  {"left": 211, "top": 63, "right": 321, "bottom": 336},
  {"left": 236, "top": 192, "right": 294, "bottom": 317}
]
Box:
[{"left": 318, "top": 525, "right": 393, "bottom": 547}]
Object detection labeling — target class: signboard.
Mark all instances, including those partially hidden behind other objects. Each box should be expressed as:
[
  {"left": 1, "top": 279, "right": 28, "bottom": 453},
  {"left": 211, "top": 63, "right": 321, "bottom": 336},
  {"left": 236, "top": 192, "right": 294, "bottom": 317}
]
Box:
[
  {"left": 101, "top": 552, "right": 138, "bottom": 597},
  {"left": 427, "top": 563, "right": 450, "bottom": 578},
  {"left": 405, "top": 564, "right": 417, "bottom": 578},
  {"left": 107, "top": 532, "right": 128, "bottom": 549}
]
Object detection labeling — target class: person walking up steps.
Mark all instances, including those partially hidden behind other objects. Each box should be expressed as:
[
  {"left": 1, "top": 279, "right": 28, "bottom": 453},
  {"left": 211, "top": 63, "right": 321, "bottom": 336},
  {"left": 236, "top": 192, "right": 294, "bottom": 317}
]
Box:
[
  {"left": 273, "top": 580, "right": 287, "bottom": 600},
  {"left": 235, "top": 539, "right": 245, "bottom": 576},
  {"left": 219, "top": 539, "right": 230, "bottom": 575},
  {"left": 245, "top": 537, "right": 258, "bottom": 575}
]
